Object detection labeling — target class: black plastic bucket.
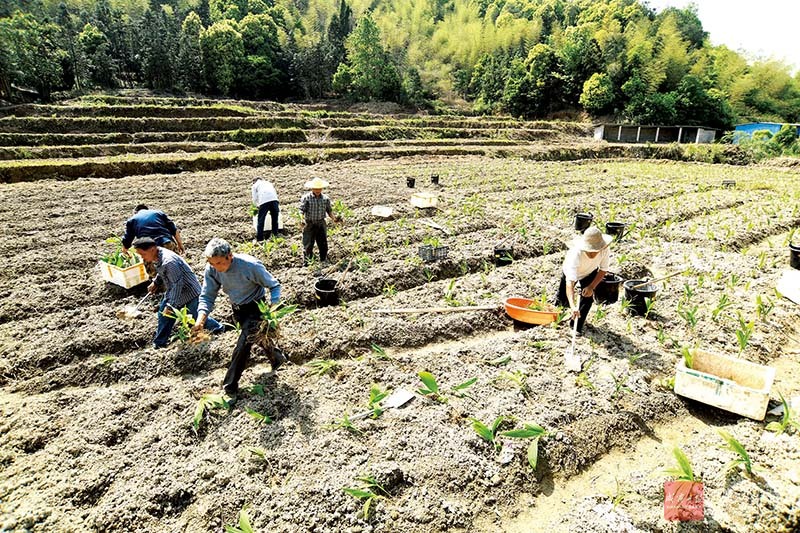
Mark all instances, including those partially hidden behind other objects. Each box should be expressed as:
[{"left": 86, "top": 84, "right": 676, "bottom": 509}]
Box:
[
  {"left": 494, "top": 246, "right": 513, "bottom": 266},
  {"left": 407, "top": 177, "right": 415, "bottom": 188},
  {"left": 594, "top": 273, "right": 624, "bottom": 304},
  {"left": 623, "top": 279, "right": 658, "bottom": 316},
  {"left": 314, "top": 278, "right": 339, "bottom": 307},
  {"left": 605, "top": 222, "right": 627, "bottom": 241},
  {"left": 574, "top": 213, "right": 593, "bottom": 232},
  {"left": 431, "top": 174, "right": 440, "bottom": 185},
  {"left": 791, "top": 243, "right": 800, "bottom": 270}
]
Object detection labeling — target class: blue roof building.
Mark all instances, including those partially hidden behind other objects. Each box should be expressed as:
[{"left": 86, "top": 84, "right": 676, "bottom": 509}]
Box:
[{"left": 733, "top": 122, "right": 800, "bottom": 143}]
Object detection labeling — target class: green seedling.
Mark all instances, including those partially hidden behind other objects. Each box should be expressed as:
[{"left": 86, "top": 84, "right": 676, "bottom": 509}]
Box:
[
  {"left": 328, "top": 412, "right": 363, "bottom": 435},
  {"left": 305, "top": 359, "right": 339, "bottom": 376},
  {"left": 757, "top": 250, "right": 768, "bottom": 270},
  {"left": 553, "top": 308, "right": 570, "bottom": 327},
  {"left": 656, "top": 325, "right": 667, "bottom": 345},
  {"left": 718, "top": 430, "right": 753, "bottom": 475},
  {"left": 608, "top": 477, "right": 630, "bottom": 510},
  {"left": 680, "top": 346, "right": 693, "bottom": 369},
  {"left": 676, "top": 303, "right": 698, "bottom": 329},
  {"left": 354, "top": 253, "right": 372, "bottom": 271},
  {"left": 225, "top": 505, "right": 256, "bottom": 533},
  {"left": 423, "top": 268, "right": 435, "bottom": 282},
  {"left": 247, "top": 447, "right": 267, "bottom": 460},
  {"left": 367, "top": 385, "right": 390, "bottom": 418},
  {"left": 100, "top": 236, "right": 142, "bottom": 268},
  {"left": 611, "top": 372, "right": 632, "bottom": 400},
  {"left": 487, "top": 354, "right": 511, "bottom": 366},
  {"left": 497, "top": 370, "right": 530, "bottom": 398},
  {"left": 735, "top": 313, "right": 754, "bottom": 353},
  {"left": 244, "top": 407, "right": 272, "bottom": 424},
  {"left": 727, "top": 273, "right": 740, "bottom": 289},
  {"left": 248, "top": 203, "right": 258, "bottom": 217},
  {"left": 451, "top": 377, "right": 478, "bottom": 399},
  {"left": 711, "top": 294, "right": 733, "bottom": 322},
  {"left": 766, "top": 390, "right": 800, "bottom": 434},
  {"left": 500, "top": 423, "right": 547, "bottom": 470},
  {"left": 343, "top": 474, "right": 389, "bottom": 519},
  {"left": 662, "top": 446, "right": 696, "bottom": 481},
  {"left": 192, "top": 393, "right": 230, "bottom": 433},
  {"left": 593, "top": 305, "right": 607, "bottom": 321},
  {"left": 98, "top": 355, "right": 117, "bottom": 366},
  {"left": 256, "top": 301, "right": 297, "bottom": 351},
  {"left": 417, "top": 371, "right": 443, "bottom": 401},
  {"left": 469, "top": 415, "right": 506, "bottom": 450},
  {"left": 163, "top": 305, "right": 195, "bottom": 343},
  {"left": 628, "top": 353, "right": 646, "bottom": 366},
  {"left": 443, "top": 279, "right": 460, "bottom": 307},
  {"left": 682, "top": 283, "right": 695, "bottom": 302},
  {"left": 244, "top": 384, "right": 265, "bottom": 396},
  {"left": 332, "top": 199, "right": 353, "bottom": 220},
  {"left": 382, "top": 283, "right": 397, "bottom": 297},
  {"left": 369, "top": 343, "right": 392, "bottom": 360},
  {"left": 575, "top": 356, "right": 596, "bottom": 390},
  {"left": 262, "top": 236, "right": 285, "bottom": 255},
  {"left": 644, "top": 297, "right": 656, "bottom": 319},
  {"left": 620, "top": 298, "right": 632, "bottom": 313},
  {"left": 755, "top": 294, "right": 775, "bottom": 321}
]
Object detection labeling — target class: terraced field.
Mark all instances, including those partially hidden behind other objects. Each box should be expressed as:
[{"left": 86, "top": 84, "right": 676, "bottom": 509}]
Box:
[{"left": 0, "top": 97, "right": 798, "bottom": 533}]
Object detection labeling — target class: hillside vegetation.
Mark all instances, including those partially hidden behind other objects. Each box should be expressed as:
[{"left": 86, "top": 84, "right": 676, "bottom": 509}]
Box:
[{"left": 2, "top": 0, "right": 799, "bottom": 126}]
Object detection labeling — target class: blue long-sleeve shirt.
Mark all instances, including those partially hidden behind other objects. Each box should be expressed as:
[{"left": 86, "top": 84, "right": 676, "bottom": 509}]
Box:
[
  {"left": 153, "top": 248, "right": 201, "bottom": 309},
  {"left": 121, "top": 209, "right": 178, "bottom": 248},
  {"left": 198, "top": 254, "right": 281, "bottom": 315}
]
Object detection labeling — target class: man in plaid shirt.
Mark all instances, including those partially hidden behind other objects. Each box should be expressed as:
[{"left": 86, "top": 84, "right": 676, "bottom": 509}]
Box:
[
  {"left": 299, "top": 177, "right": 341, "bottom": 265},
  {"left": 133, "top": 237, "right": 223, "bottom": 348}
]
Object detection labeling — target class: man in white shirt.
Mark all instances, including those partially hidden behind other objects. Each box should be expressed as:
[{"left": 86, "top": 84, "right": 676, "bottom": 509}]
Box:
[
  {"left": 556, "top": 226, "right": 613, "bottom": 335},
  {"left": 252, "top": 177, "right": 280, "bottom": 241}
]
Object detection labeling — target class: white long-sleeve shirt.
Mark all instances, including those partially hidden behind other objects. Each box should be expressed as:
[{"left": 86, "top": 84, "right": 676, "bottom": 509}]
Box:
[
  {"left": 252, "top": 179, "right": 278, "bottom": 206},
  {"left": 562, "top": 246, "right": 610, "bottom": 281}
]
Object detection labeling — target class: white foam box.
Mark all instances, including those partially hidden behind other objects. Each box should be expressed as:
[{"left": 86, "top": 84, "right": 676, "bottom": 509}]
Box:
[
  {"left": 98, "top": 261, "right": 149, "bottom": 289},
  {"left": 253, "top": 213, "right": 284, "bottom": 232},
  {"left": 674, "top": 349, "right": 775, "bottom": 420}
]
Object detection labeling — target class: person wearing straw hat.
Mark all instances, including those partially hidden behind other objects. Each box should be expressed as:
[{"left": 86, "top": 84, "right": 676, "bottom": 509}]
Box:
[
  {"left": 556, "top": 226, "right": 613, "bottom": 335},
  {"left": 299, "top": 177, "right": 341, "bottom": 265}
]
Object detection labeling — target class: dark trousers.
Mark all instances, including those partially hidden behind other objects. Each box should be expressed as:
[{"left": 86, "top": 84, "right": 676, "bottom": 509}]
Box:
[
  {"left": 223, "top": 300, "right": 263, "bottom": 394},
  {"left": 556, "top": 269, "right": 598, "bottom": 334},
  {"left": 256, "top": 200, "right": 280, "bottom": 241},
  {"left": 303, "top": 220, "right": 328, "bottom": 263}
]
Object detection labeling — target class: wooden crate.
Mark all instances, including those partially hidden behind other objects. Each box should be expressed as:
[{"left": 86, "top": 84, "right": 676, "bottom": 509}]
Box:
[{"left": 98, "top": 261, "right": 149, "bottom": 289}]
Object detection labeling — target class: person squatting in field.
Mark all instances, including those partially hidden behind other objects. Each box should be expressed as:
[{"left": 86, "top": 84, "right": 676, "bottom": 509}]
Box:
[
  {"left": 132, "top": 237, "right": 223, "bottom": 349},
  {"left": 556, "top": 226, "right": 613, "bottom": 335},
  {"left": 192, "top": 238, "right": 284, "bottom": 402},
  {"left": 298, "top": 177, "right": 341, "bottom": 265}
]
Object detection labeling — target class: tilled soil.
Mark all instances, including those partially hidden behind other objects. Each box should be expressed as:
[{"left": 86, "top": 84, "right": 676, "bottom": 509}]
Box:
[{"left": 0, "top": 156, "right": 799, "bottom": 532}]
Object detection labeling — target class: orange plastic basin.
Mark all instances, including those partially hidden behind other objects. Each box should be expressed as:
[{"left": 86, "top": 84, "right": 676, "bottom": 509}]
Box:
[{"left": 504, "top": 297, "right": 559, "bottom": 325}]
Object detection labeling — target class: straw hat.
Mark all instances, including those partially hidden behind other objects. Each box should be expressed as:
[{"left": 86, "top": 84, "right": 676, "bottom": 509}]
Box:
[
  {"left": 304, "top": 177, "right": 329, "bottom": 189},
  {"left": 574, "top": 226, "right": 613, "bottom": 252}
]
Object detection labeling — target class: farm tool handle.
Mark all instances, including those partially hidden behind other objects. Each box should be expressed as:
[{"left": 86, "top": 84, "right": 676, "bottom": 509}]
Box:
[
  {"left": 134, "top": 293, "right": 151, "bottom": 310},
  {"left": 372, "top": 305, "right": 499, "bottom": 314},
  {"left": 630, "top": 271, "right": 683, "bottom": 290},
  {"left": 337, "top": 258, "right": 355, "bottom": 289}
]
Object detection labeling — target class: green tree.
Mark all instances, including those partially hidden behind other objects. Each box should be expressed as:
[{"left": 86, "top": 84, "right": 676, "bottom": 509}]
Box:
[
  {"left": 78, "top": 22, "right": 117, "bottom": 88},
  {"left": 237, "top": 13, "right": 285, "bottom": 97},
  {"left": 140, "top": 5, "right": 178, "bottom": 90},
  {"left": 201, "top": 20, "right": 244, "bottom": 95},
  {"left": 333, "top": 12, "right": 401, "bottom": 101},
  {"left": 177, "top": 11, "right": 205, "bottom": 92},
  {"left": 3, "top": 11, "right": 66, "bottom": 100},
  {"left": 502, "top": 43, "right": 564, "bottom": 118},
  {"left": 580, "top": 72, "right": 614, "bottom": 114},
  {"left": 57, "top": 2, "right": 83, "bottom": 91},
  {"left": 674, "top": 74, "right": 733, "bottom": 129}
]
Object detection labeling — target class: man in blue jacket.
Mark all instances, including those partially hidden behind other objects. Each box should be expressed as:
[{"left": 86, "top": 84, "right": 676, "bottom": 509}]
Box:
[
  {"left": 193, "top": 238, "right": 284, "bottom": 401},
  {"left": 122, "top": 204, "right": 185, "bottom": 255}
]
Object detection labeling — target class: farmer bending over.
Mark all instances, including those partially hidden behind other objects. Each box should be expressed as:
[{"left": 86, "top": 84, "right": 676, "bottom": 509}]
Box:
[
  {"left": 556, "top": 226, "right": 612, "bottom": 335},
  {"left": 252, "top": 177, "right": 281, "bottom": 242},
  {"left": 133, "top": 237, "right": 223, "bottom": 349},
  {"left": 299, "top": 177, "right": 341, "bottom": 265},
  {"left": 122, "top": 204, "right": 184, "bottom": 255},
  {"left": 192, "top": 238, "right": 284, "bottom": 402}
]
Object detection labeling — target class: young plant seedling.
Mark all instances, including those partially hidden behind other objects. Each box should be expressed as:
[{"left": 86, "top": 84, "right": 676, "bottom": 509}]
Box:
[
  {"left": 367, "top": 385, "right": 390, "bottom": 419},
  {"left": 369, "top": 343, "right": 392, "bottom": 361},
  {"left": 225, "top": 505, "right": 256, "bottom": 533},
  {"left": 711, "top": 294, "right": 733, "bottom": 322},
  {"left": 576, "top": 356, "right": 596, "bottom": 390},
  {"left": 244, "top": 407, "right": 272, "bottom": 424},
  {"left": 343, "top": 474, "right": 389, "bottom": 519},
  {"left": 644, "top": 297, "right": 656, "bottom": 319},
  {"left": 487, "top": 354, "right": 511, "bottom": 366},
  {"left": 382, "top": 283, "right": 397, "bottom": 297},
  {"left": 496, "top": 370, "right": 530, "bottom": 398},
  {"left": 676, "top": 302, "right": 698, "bottom": 329},
  {"left": 255, "top": 301, "right": 297, "bottom": 352},
  {"left": 662, "top": 446, "right": 697, "bottom": 482},
  {"left": 500, "top": 423, "right": 548, "bottom": 470},
  {"left": 328, "top": 412, "right": 363, "bottom": 435},
  {"left": 735, "top": 313, "right": 754, "bottom": 353},
  {"left": 718, "top": 430, "right": 753, "bottom": 476},
  {"left": 766, "top": 390, "right": 800, "bottom": 434},
  {"left": 469, "top": 415, "right": 506, "bottom": 451},
  {"left": 610, "top": 372, "right": 632, "bottom": 400},
  {"left": 755, "top": 294, "right": 775, "bottom": 321},
  {"left": 192, "top": 393, "right": 231, "bottom": 433},
  {"left": 163, "top": 305, "right": 195, "bottom": 344},
  {"left": 305, "top": 359, "right": 339, "bottom": 377},
  {"left": 680, "top": 346, "right": 693, "bottom": 369}
]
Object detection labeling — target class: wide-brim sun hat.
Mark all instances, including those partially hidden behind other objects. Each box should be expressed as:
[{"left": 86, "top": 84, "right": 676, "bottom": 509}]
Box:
[
  {"left": 304, "top": 177, "right": 329, "bottom": 189},
  {"left": 573, "top": 226, "right": 613, "bottom": 252}
]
